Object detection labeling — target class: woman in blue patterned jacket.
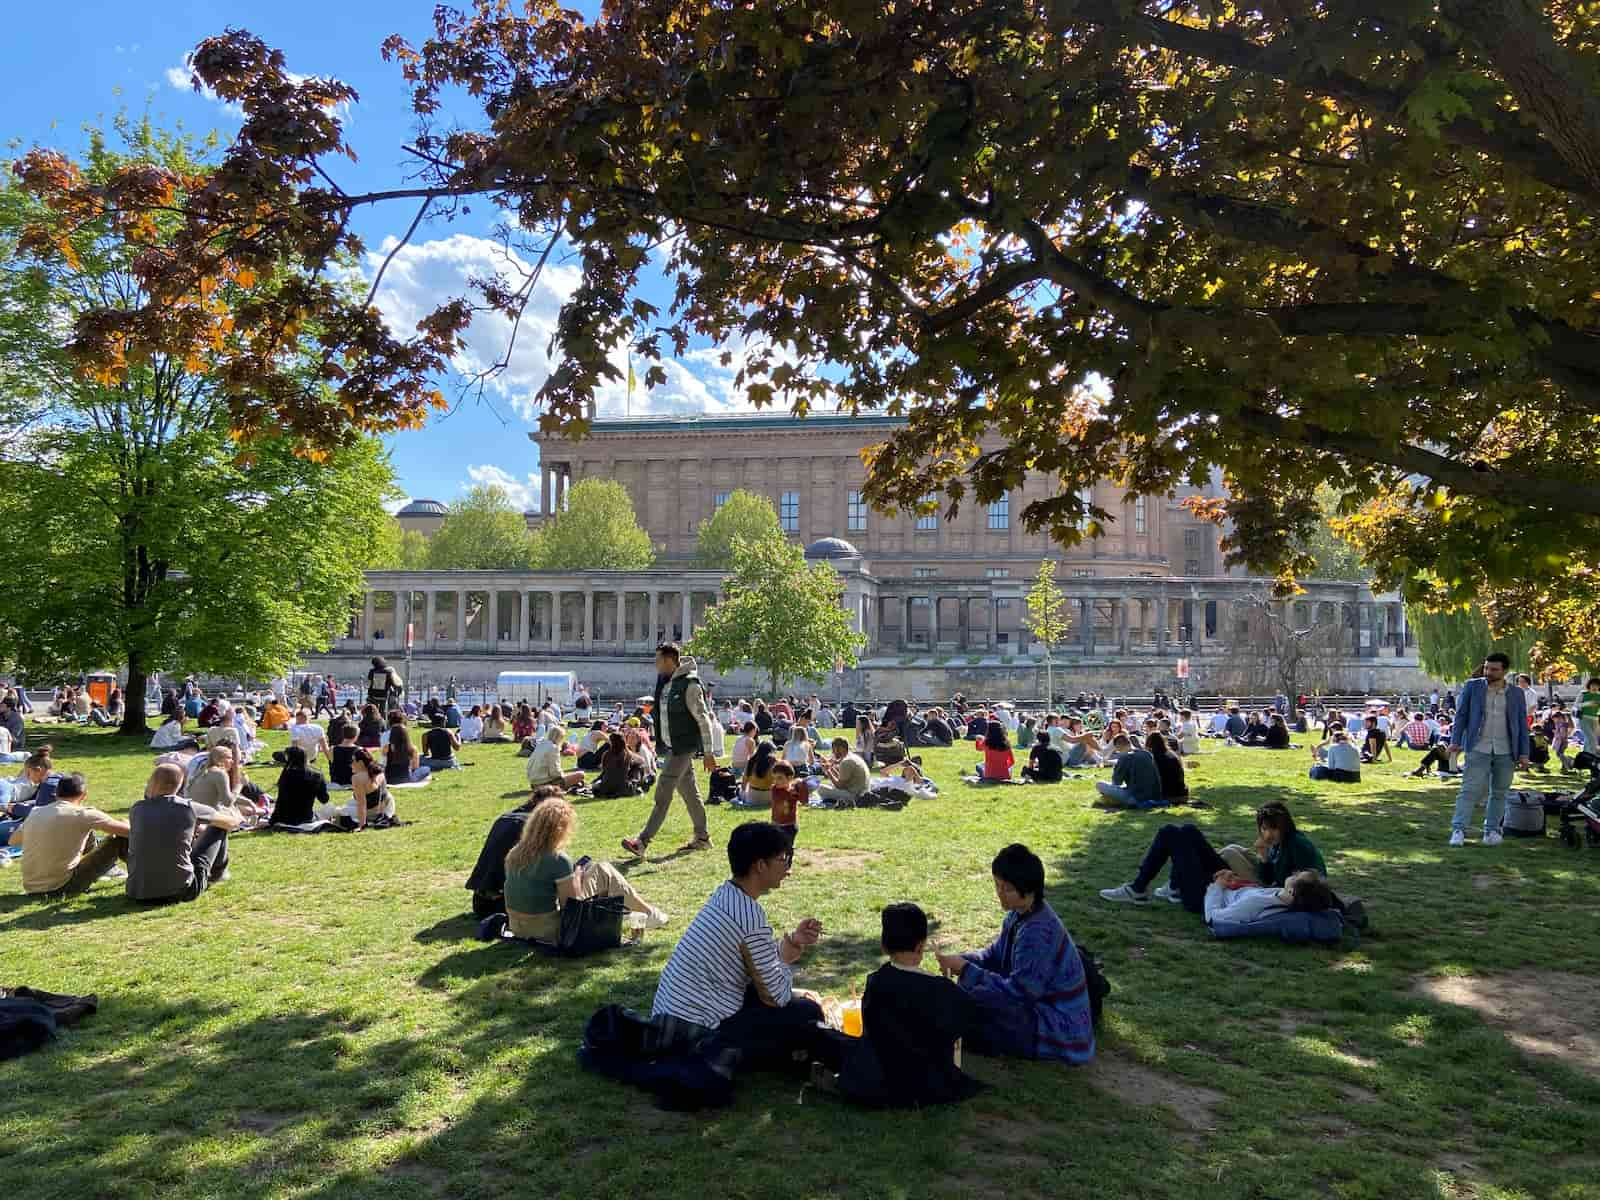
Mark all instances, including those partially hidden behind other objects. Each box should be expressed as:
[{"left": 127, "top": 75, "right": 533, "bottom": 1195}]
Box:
[{"left": 935, "top": 843, "right": 1095, "bottom": 1064}]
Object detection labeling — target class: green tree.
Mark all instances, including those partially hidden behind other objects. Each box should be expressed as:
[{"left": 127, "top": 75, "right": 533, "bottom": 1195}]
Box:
[
  {"left": 0, "top": 120, "right": 397, "bottom": 733},
  {"left": 27, "top": 12, "right": 1600, "bottom": 653},
  {"left": 1409, "top": 606, "right": 1545, "bottom": 683},
  {"left": 425, "top": 486, "right": 537, "bottom": 570},
  {"left": 1022, "top": 561, "right": 1070, "bottom": 705},
  {"left": 695, "top": 490, "right": 783, "bottom": 568},
  {"left": 688, "top": 538, "right": 863, "bottom": 695},
  {"left": 1295, "top": 486, "right": 1368, "bottom": 584},
  {"left": 370, "top": 520, "right": 432, "bottom": 570},
  {"left": 530, "top": 478, "right": 654, "bottom": 570}
]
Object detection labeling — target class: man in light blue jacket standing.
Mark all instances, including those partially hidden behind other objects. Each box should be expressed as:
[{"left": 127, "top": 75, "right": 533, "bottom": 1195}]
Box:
[{"left": 1446, "top": 652, "right": 1531, "bottom": 847}]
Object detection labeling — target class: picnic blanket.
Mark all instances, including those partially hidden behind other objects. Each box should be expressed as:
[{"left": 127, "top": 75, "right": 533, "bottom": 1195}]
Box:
[{"left": 327, "top": 777, "right": 433, "bottom": 792}]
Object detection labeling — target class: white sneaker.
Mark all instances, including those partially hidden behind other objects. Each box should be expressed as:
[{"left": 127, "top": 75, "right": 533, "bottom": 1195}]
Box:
[
  {"left": 1448, "top": 830, "right": 1465, "bottom": 846},
  {"left": 1152, "top": 884, "right": 1183, "bottom": 904},
  {"left": 1098, "top": 883, "right": 1150, "bottom": 904},
  {"left": 1482, "top": 830, "right": 1504, "bottom": 847},
  {"left": 643, "top": 907, "right": 671, "bottom": 930}
]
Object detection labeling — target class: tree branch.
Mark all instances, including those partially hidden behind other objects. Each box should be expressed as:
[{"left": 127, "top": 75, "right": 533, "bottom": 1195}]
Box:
[{"left": 1231, "top": 405, "right": 1600, "bottom": 514}]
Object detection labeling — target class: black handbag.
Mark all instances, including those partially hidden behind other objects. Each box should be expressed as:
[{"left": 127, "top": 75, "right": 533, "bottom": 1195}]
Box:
[{"left": 555, "top": 894, "right": 627, "bottom": 956}]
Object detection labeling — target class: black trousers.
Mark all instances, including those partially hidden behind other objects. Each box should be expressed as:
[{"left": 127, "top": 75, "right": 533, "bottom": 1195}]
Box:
[
  {"left": 1132, "top": 823, "right": 1228, "bottom": 913},
  {"left": 701, "top": 986, "right": 831, "bottom": 1076}
]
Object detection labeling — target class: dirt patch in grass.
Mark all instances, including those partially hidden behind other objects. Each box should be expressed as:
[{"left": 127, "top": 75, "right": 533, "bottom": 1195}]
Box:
[
  {"left": 1470, "top": 873, "right": 1522, "bottom": 891},
  {"left": 237, "top": 1111, "right": 293, "bottom": 1134},
  {"left": 1414, "top": 971, "right": 1600, "bottom": 1080},
  {"left": 1085, "top": 1053, "right": 1225, "bottom": 1131},
  {"left": 1276, "top": 1009, "right": 1329, "bottom": 1035},
  {"left": 1336, "top": 1082, "right": 1378, "bottom": 1103},
  {"left": 793, "top": 849, "right": 883, "bottom": 872}
]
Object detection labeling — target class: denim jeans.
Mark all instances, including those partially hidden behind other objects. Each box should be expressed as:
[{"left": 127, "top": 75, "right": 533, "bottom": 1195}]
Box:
[{"left": 1453, "top": 750, "right": 1515, "bottom": 834}]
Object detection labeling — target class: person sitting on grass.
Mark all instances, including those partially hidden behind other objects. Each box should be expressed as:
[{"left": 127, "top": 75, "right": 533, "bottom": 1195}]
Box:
[
  {"left": 1145, "top": 732, "right": 1189, "bottom": 804},
  {"left": 328, "top": 722, "right": 361, "bottom": 787},
  {"left": 1360, "top": 714, "right": 1393, "bottom": 764},
  {"left": 126, "top": 763, "right": 241, "bottom": 903},
  {"left": 1057, "top": 717, "right": 1104, "bottom": 767},
  {"left": 1099, "top": 801, "right": 1328, "bottom": 910},
  {"left": 740, "top": 740, "right": 779, "bottom": 810},
  {"left": 315, "top": 747, "right": 395, "bottom": 829},
  {"left": 973, "top": 720, "right": 1015, "bottom": 781},
  {"left": 480, "top": 705, "right": 512, "bottom": 743},
  {"left": 592, "top": 731, "right": 649, "bottom": 799},
  {"left": 9, "top": 772, "right": 129, "bottom": 897},
  {"left": 932, "top": 844, "right": 1095, "bottom": 1064},
  {"left": 1408, "top": 740, "right": 1460, "bottom": 778},
  {"left": 283, "top": 708, "right": 331, "bottom": 767},
  {"left": 853, "top": 716, "right": 876, "bottom": 764},
  {"left": 816, "top": 738, "right": 872, "bottom": 807},
  {"left": 575, "top": 720, "right": 610, "bottom": 771},
  {"left": 501, "top": 796, "right": 669, "bottom": 942},
  {"left": 1309, "top": 730, "right": 1362, "bottom": 782},
  {"left": 465, "top": 785, "right": 562, "bottom": 917},
  {"left": 525, "top": 725, "right": 584, "bottom": 794},
  {"left": 822, "top": 902, "right": 984, "bottom": 1109},
  {"left": 150, "top": 713, "right": 200, "bottom": 752},
  {"left": 1176, "top": 709, "right": 1202, "bottom": 755},
  {"left": 459, "top": 704, "right": 485, "bottom": 744},
  {"left": 189, "top": 744, "right": 261, "bottom": 823},
  {"left": 783, "top": 723, "right": 816, "bottom": 774},
  {"left": 269, "top": 745, "right": 331, "bottom": 827},
  {"left": 648, "top": 822, "right": 825, "bottom": 1077},
  {"left": 730, "top": 721, "right": 759, "bottom": 779},
  {"left": 1093, "top": 735, "right": 1164, "bottom": 809},
  {"left": 259, "top": 695, "right": 291, "bottom": 731},
  {"left": 1021, "top": 735, "right": 1064, "bottom": 783},
  {"left": 421, "top": 713, "right": 462, "bottom": 771},
  {"left": 384, "top": 724, "right": 431, "bottom": 785}
]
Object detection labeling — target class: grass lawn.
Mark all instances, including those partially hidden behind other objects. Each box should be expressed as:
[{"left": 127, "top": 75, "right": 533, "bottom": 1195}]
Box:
[{"left": 3, "top": 727, "right": 1599, "bottom": 1200}]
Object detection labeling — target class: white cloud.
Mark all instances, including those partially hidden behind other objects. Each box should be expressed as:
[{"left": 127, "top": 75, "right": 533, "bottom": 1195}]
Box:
[
  {"left": 363, "top": 232, "right": 782, "bottom": 423},
  {"left": 164, "top": 64, "right": 242, "bottom": 117},
  {"left": 465, "top": 464, "right": 542, "bottom": 512}
]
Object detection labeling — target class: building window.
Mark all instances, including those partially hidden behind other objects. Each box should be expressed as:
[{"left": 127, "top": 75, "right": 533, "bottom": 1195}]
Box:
[
  {"left": 985, "top": 567, "right": 1010, "bottom": 578},
  {"left": 1185, "top": 558, "right": 1202, "bottom": 577},
  {"left": 847, "top": 491, "right": 867, "bottom": 532},
  {"left": 913, "top": 567, "right": 937, "bottom": 578},
  {"left": 714, "top": 491, "right": 730, "bottom": 510},
  {"left": 915, "top": 494, "right": 938, "bottom": 531},
  {"left": 1075, "top": 486, "right": 1094, "bottom": 531},
  {"left": 780, "top": 491, "right": 799, "bottom": 532},
  {"left": 1183, "top": 528, "right": 1201, "bottom": 551},
  {"left": 1134, "top": 496, "right": 1146, "bottom": 534},
  {"left": 1071, "top": 569, "right": 1093, "bottom": 578},
  {"left": 987, "top": 494, "right": 1009, "bottom": 530}
]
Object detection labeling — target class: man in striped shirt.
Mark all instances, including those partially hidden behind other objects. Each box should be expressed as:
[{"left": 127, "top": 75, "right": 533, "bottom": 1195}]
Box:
[{"left": 651, "top": 822, "right": 825, "bottom": 1073}]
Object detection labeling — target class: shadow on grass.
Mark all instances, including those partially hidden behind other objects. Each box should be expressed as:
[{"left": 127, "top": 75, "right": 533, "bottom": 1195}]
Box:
[{"left": 0, "top": 888, "right": 130, "bottom": 931}]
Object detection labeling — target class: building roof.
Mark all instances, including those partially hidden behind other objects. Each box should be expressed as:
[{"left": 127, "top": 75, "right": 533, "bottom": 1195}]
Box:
[
  {"left": 397, "top": 498, "right": 449, "bottom": 517},
  {"left": 804, "top": 536, "right": 861, "bottom": 560},
  {"left": 529, "top": 411, "right": 908, "bottom": 440}
]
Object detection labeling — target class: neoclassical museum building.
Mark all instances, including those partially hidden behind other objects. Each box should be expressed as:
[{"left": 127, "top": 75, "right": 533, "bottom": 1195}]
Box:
[{"left": 318, "top": 413, "right": 1429, "bottom": 697}]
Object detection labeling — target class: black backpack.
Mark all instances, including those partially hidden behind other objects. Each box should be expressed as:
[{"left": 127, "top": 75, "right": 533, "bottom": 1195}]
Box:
[
  {"left": 1078, "top": 945, "right": 1111, "bottom": 1026},
  {"left": 707, "top": 767, "right": 739, "bottom": 805}
]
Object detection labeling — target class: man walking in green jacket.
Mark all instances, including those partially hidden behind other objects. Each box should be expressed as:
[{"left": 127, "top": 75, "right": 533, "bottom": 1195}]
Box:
[{"left": 623, "top": 643, "right": 719, "bottom": 857}]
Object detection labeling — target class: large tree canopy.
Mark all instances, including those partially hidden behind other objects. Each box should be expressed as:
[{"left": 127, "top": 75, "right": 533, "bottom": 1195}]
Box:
[
  {"left": 0, "top": 122, "right": 397, "bottom": 730},
  {"left": 16, "top": 4, "right": 1600, "bottom": 659},
  {"left": 530, "top": 478, "right": 655, "bottom": 569}
]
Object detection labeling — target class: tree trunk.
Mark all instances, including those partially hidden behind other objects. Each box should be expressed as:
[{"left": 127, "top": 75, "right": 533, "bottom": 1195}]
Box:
[{"left": 118, "top": 650, "right": 152, "bottom": 736}]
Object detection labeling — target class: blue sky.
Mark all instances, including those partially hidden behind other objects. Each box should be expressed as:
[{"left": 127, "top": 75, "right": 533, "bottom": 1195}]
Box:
[{"left": 3, "top": 1, "right": 761, "bottom": 511}]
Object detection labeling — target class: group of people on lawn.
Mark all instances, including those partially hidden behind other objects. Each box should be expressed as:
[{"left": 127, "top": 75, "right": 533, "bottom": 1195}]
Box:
[{"left": 0, "top": 645, "right": 1547, "bottom": 1111}]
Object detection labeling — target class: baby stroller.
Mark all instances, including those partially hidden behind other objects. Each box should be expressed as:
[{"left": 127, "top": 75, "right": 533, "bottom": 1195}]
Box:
[{"left": 1548, "top": 775, "right": 1600, "bottom": 849}]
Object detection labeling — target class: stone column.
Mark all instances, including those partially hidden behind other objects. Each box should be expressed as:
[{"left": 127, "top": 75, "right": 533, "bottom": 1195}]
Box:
[
  {"left": 1156, "top": 596, "right": 1168, "bottom": 656},
  {"left": 583, "top": 590, "right": 595, "bottom": 652},
  {"left": 648, "top": 591, "right": 659, "bottom": 646},
  {"left": 988, "top": 597, "right": 999, "bottom": 650},
  {"left": 540, "top": 467, "right": 552, "bottom": 517},
  {"left": 361, "top": 591, "right": 375, "bottom": 650},
  {"left": 1084, "top": 597, "right": 1097, "bottom": 656},
  {"left": 454, "top": 590, "right": 465, "bottom": 643},
  {"left": 681, "top": 592, "right": 693, "bottom": 640},
  {"left": 1117, "top": 595, "right": 1130, "bottom": 654},
  {"left": 549, "top": 590, "right": 562, "bottom": 652},
  {"left": 930, "top": 596, "right": 940, "bottom": 647}
]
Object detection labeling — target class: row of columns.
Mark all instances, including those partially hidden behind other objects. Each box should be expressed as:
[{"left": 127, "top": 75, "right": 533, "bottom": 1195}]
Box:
[
  {"left": 353, "top": 588, "right": 721, "bottom": 653},
  {"left": 539, "top": 462, "right": 572, "bottom": 516},
  {"left": 870, "top": 594, "right": 1411, "bottom": 657}
]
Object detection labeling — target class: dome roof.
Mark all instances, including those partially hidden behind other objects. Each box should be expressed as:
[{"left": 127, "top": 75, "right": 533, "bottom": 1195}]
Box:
[
  {"left": 397, "top": 498, "right": 448, "bottom": 517},
  {"left": 804, "top": 536, "right": 861, "bottom": 560}
]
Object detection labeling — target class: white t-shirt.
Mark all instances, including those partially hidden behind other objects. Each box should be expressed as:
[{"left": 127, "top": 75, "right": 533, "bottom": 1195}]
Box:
[
  {"left": 783, "top": 739, "right": 812, "bottom": 766},
  {"left": 150, "top": 720, "right": 188, "bottom": 749},
  {"left": 0, "top": 726, "right": 10, "bottom": 755},
  {"left": 289, "top": 722, "right": 326, "bottom": 755},
  {"left": 459, "top": 715, "right": 484, "bottom": 742}
]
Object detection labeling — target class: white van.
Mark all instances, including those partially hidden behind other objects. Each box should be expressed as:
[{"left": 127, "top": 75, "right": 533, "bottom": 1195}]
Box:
[{"left": 496, "top": 671, "right": 578, "bottom": 710}]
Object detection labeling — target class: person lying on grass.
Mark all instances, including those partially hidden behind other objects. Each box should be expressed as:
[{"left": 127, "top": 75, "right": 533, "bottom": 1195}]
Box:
[
  {"left": 1199, "top": 868, "right": 1337, "bottom": 929},
  {"left": 1099, "top": 801, "right": 1327, "bottom": 911},
  {"left": 933, "top": 844, "right": 1095, "bottom": 1065},
  {"left": 502, "top": 797, "right": 669, "bottom": 942}
]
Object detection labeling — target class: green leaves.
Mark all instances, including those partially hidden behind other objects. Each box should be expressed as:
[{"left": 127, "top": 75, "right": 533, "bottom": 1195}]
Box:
[
  {"left": 529, "top": 479, "right": 654, "bottom": 571},
  {"left": 425, "top": 486, "right": 540, "bottom": 570},
  {"left": 687, "top": 536, "right": 864, "bottom": 695},
  {"left": 694, "top": 490, "right": 783, "bottom": 568}
]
